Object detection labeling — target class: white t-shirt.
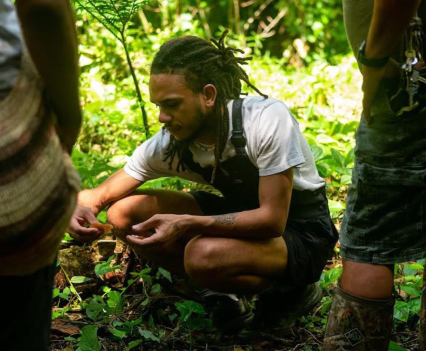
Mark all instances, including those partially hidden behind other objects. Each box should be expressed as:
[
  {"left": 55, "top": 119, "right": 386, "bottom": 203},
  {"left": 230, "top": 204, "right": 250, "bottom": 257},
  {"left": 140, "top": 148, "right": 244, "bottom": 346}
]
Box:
[{"left": 125, "top": 97, "right": 325, "bottom": 191}]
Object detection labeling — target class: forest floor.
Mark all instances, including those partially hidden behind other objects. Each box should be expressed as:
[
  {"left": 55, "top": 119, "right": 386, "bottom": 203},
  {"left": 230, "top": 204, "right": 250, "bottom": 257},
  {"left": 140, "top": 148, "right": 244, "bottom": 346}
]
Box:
[{"left": 49, "top": 240, "right": 421, "bottom": 351}]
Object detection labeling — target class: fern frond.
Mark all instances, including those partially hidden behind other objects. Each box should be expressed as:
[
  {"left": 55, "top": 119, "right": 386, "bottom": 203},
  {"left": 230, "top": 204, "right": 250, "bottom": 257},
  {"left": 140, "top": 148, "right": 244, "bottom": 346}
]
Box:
[{"left": 75, "top": 0, "right": 147, "bottom": 40}]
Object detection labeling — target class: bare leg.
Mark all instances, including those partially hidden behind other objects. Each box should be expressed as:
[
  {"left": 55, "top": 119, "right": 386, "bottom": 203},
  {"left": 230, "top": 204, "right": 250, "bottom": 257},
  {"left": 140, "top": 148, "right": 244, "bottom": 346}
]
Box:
[
  {"left": 184, "top": 235, "right": 288, "bottom": 294},
  {"left": 341, "top": 259, "right": 394, "bottom": 299},
  {"left": 107, "top": 189, "right": 203, "bottom": 275},
  {"left": 323, "top": 259, "right": 395, "bottom": 350},
  {"left": 107, "top": 189, "right": 289, "bottom": 293}
]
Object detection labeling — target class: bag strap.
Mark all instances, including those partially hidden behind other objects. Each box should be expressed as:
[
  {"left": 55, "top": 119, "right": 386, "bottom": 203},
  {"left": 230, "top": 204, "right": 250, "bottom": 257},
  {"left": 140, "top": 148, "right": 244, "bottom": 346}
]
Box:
[{"left": 231, "top": 98, "right": 246, "bottom": 154}]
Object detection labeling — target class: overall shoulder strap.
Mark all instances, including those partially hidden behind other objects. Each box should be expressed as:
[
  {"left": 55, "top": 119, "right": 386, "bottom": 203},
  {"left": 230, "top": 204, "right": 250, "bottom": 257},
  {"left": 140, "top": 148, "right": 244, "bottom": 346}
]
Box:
[{"left": 231, "top": 98, "right": 247, "bottom": 154}]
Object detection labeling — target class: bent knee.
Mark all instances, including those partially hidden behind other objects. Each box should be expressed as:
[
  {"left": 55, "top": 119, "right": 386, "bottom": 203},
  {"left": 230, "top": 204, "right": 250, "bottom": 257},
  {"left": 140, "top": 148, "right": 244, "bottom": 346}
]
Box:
[
  {"left": 184, "top": 237, "right": 226, "bottom": 285},
  {"left": 107, "top": 198, "right": 132, "bottom": 229},
  {"left": 107, "top": 194, "right": 155, "bottom": 231}
]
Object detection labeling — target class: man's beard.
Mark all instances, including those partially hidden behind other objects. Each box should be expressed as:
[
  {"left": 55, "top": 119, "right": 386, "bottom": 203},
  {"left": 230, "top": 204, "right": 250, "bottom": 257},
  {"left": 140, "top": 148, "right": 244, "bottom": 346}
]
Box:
[{"left": 183, "top": 107, "right": 214, "bottom": 143}]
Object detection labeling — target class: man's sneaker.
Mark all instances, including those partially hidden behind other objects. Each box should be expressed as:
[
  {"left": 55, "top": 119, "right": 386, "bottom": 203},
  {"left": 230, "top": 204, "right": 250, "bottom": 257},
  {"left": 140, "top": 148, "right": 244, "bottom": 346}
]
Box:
[
  {"left": 204, "top": 294, "right": 254, "bottom": 334},
  {"left": 160, "top": 273, "right": 253, "bottom": 333},
  {"left": 160, "top": 274, "right": 205, "bottom": 302},
  {"left": 252, "top": 283, "right": 323, "bottom": 331}
]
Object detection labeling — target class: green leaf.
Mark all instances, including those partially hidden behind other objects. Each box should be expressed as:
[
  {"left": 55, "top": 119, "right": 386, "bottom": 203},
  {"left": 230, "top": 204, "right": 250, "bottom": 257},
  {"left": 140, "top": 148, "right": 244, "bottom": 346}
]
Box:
[
  {"left": 125, "top": 339, "right": 142, "bottom": 351},
  {"left": 319, "top": 267, "right": 342, "bottom": 289},
  {"left": 75, "top": 0, "right": 148, "bottom": 41},
  {"left": 86, "top": 296, "right": 106, "bottom": 321},
  {"left": 94, "top": 255, "right": 116, "bottom": 277},
  {"left": 316, "top": 162, "right": 329, "bottom": 177},
  {"left": 407, "top": 263, "right": 424, "bottom": 271},
  {"left": 187, "top": 317, "right": 212, "bottom": 330},
  {"left": 140, "top": 273, "right": 152, "bottom": 285},
  {"left": 109, "top": 327, "right": 127, "bottom": 339},
  {"left": 141, "top": 297, "right": 150, "bottom": 306},
  {"left": 331, "top": 148, "right": 345, "bottom": 167},
  {"left": 417, "top": 259, "right": 426, "bottom": 266},
  {"left": 140, "top": 268, "right": 152, "bottom": 275},
  {"left": 388, "top": 341, "right": 408, "bottom": 351},
  {"left": 400, "top": 284, "right": 421, "bottom": 297},
  {"left": 316, "top": 134, "right": 338, "bottom": 144},
  {"left": 77, "top": 325, "right": 100, "bottom": 351},
  {"left": 151, "top": 283, "right": 161, "bottom": 294},
  {"left": 408, "top": 297, "right": 422, "bottom": 316},
  {"left": 310, "top": 144, "right": 324, "bottom": 161},
  {"left": 59, "top": 287, "right": 71, "bottom": 301},
  {"left": 175, "top": 300, "right": 205, "bottom": 322},
  {"left": 112, "top": 320, "right": 124, "bottom": 327},
  {"left": 138, "top": 328, "right": 160, "bottom": 343},
  {"left": 403, "top": 264, "right": 419, "bottom": 277},
  {"left": 124, "top": 317, "right": 143, "bottom": 327},
  {"left": 71, "top": 276, "right": 92, "bottom": 284},
  {"left": 394, "top": 301, "right": 410, "bottom": 322},
  {"left": 327, "top": 199, "right": 345, "bottom": 213},
  {"left": 158, "top": 267, "right": 172, "bottom": 283},
  {"left": 52, "top": 307, "right": 70, "bottom": 319},
  {"left": 344, "top": 148, "right": 355, "bottom": 166},
  {"left": 340, "top": 174, "right": 352, "bottom": 185},
  {"left": 132, "top": 267, "right": 153, "bottom": 285},
  {"left": 148, "top": 314, "right": 154, "bottom": 328},
  {"left": 107, "top": 291, "right": 124, "bottom": 314}
]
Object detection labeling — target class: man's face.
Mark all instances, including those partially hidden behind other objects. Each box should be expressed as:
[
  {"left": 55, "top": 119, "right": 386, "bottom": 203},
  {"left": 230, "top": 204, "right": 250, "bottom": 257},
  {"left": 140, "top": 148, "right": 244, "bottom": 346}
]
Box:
[{"left": 149, "top": 73, "right": 214, "bottom": 142}]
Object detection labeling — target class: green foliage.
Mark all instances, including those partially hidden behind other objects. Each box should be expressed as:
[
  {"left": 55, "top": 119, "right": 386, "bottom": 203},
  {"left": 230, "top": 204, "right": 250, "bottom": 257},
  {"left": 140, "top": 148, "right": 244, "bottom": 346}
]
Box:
[
  {"left": 319, "top": 267, "right": 342, "bottom": 290},
  {"left": 94, "top": 255, "right": 121, "bottom": 278},
  {"left": 389, "top": 341, "right": 409, "bottom": 351},
  {"left": 74, "top": 0, "right": 147, "bottom": 38},
  {"left": 53, "top": 287, "right": 72, "bottom": 301},
  {"left": 175, "top": 300, "right": 209, "bottom": 330},
  {"left": 71, "top": 276, "right": 92, "bottom": 284},
  {"left": 273, "top": 0, "right": 348, "bottom": 64},
  {"left": 77, "top": 325, "right": 101, "bottom": 351},
  {"left": 157, "top": 267, "right": 172, "bottom": 283},
  {"left": 54, "top": 2, "right": 425, "bottom": 350},
  {"left": 138, "top": 328, "right": 161, "bottom": 342}
]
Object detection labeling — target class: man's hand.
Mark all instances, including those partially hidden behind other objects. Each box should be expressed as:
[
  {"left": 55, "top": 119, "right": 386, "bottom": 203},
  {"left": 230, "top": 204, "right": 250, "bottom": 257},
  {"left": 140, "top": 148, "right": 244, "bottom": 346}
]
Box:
[
  {"left": 361, "top": 59, "right": 400, "bottom": 124},
  {"left": 127, "top": 214, "right": 189, "bottom": 249},
  {"left": 68, "top": 205, "right": 103, "bottom": 243}
]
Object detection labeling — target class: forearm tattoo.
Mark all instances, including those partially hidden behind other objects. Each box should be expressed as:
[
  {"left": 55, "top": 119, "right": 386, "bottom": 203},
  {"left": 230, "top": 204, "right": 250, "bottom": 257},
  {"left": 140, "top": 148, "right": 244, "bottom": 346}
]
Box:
[{"left": 212, "top": 213, "right": 237, "bottom": 226}]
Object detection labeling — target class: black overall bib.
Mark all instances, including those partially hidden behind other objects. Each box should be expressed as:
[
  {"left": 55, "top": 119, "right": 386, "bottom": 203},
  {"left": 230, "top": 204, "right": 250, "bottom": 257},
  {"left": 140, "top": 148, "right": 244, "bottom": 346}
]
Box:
[{"left": 183, "top": 99, "right": 338, "bottom": 286}]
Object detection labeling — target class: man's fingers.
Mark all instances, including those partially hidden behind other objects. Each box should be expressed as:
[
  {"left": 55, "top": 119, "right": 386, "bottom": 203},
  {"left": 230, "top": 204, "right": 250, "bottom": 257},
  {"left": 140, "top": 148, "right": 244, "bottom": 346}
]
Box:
[
  {"left": 132, "top": 218, "right": 157, "bottom": 232},
  {"left": 68, "top": 216, "right": 103, "bottom": 242},
  {"left": 85, "top": 211, "right": 100, "bottom": 224},
  {"left": 78, "top": 227, "right": 102, "bottom": 235},
  {"left": 127, "top": 234, "right": 157, "bottom": 248},
  {"left": 71, "top": 231, "right": 102, "bottom": 244}
]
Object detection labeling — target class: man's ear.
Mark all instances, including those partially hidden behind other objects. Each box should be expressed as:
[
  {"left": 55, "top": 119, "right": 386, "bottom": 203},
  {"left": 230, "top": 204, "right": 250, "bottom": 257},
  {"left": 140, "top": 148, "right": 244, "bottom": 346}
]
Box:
[{"left": 202, "top": 84, "right": 217, "bottom": 108}]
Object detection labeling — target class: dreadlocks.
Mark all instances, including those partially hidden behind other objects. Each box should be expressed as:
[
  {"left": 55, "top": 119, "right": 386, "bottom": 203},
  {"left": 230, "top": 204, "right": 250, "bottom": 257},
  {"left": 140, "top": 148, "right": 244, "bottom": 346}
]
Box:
[{"left": 151, "top": 30, "right": 267, "bottom": 182}]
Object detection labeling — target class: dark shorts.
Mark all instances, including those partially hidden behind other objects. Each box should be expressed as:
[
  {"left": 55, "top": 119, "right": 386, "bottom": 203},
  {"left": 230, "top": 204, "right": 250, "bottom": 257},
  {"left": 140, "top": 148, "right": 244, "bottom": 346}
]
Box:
[
  {"left": 0, "top": 262, "right": 55, "bottom": 351},
  {"left": 190, "top": 188, "right": 338, "bottom": 287},
  {"left": 340, "top": 81, "right": 426, "bottom": 264}
]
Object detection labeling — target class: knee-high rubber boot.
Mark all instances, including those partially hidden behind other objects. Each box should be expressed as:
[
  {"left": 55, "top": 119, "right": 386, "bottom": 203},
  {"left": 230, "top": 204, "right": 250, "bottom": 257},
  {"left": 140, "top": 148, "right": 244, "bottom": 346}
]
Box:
[{"left": 323, "top": 286, "right": 394, "bottom": 351}]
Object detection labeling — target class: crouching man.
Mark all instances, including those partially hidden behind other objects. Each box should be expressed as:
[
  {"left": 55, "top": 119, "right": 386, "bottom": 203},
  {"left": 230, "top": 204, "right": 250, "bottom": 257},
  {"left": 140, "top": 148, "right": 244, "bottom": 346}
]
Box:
[{"left": 69, "top": 31, "right": 338, "bottom": 332}]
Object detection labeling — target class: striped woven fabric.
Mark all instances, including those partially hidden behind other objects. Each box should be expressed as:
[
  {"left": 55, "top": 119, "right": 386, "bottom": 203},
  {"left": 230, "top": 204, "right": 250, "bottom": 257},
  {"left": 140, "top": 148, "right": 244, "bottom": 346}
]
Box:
[{"left": 0, "top": 48, "right": 80, "bottom": 276}]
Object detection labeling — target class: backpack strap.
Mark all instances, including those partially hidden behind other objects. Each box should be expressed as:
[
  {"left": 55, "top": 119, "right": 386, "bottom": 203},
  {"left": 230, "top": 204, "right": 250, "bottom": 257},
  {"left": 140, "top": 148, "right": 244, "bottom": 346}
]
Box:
[{"left": 230, "top": 98, "right": 246, "bottom": 154}]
